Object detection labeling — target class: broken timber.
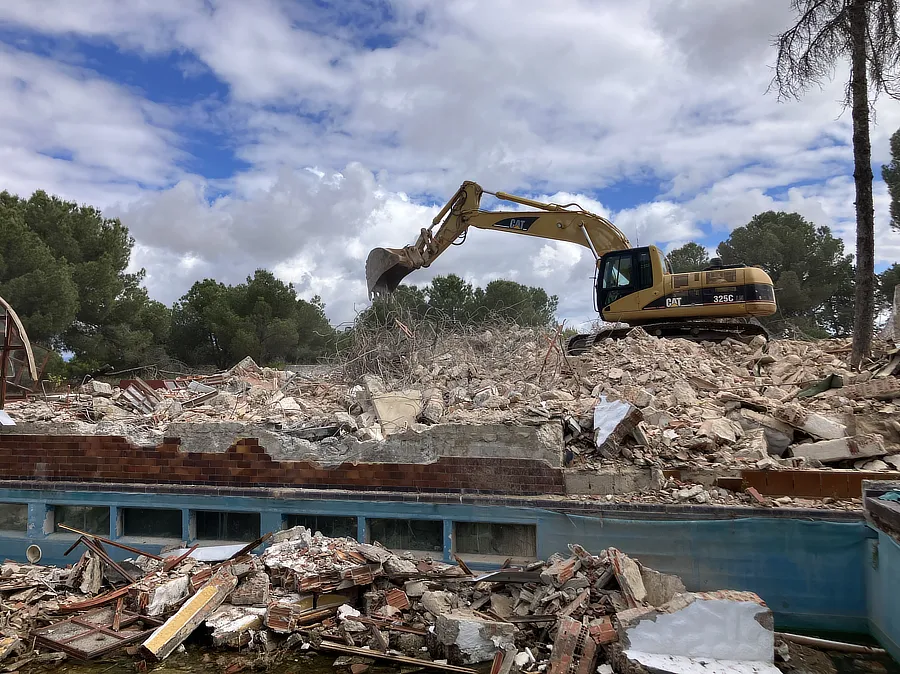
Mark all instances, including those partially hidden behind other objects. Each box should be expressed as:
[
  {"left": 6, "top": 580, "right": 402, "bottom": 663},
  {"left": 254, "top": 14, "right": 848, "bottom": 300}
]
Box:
[
  {"left": 317, "top": 641, "right": 478, "bottom": 674},
  {"left": 58, "top": 524, "right": 163, "bottom": 561},
  {"left": 141, "top": 569, "right": 237, "bottom": 661}
]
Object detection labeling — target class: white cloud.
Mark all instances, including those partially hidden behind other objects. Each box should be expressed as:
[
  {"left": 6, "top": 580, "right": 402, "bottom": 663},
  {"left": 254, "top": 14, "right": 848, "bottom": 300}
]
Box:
[{"left": 1, "top": 0, "right": 900, "bottom": 330}]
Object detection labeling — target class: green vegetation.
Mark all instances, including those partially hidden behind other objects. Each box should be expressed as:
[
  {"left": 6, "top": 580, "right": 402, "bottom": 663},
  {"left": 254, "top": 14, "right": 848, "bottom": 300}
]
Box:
[{"left": 666, "top": 243, "right": 710, "bottom": 273}]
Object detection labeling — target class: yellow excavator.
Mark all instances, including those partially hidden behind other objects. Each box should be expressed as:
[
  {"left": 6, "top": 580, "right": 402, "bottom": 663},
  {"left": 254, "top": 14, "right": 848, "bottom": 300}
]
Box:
[{"left": 365, "top": 180, "right": 777, "bottom": 353}]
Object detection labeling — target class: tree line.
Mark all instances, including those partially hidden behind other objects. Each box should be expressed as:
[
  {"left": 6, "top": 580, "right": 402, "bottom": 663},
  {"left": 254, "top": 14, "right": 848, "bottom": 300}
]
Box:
[
  {"left": 0, "top": 189, "right": 558, "bottom": 377},
  {"left": 3, "top": 181, "right": 900, "bottom": 377}
]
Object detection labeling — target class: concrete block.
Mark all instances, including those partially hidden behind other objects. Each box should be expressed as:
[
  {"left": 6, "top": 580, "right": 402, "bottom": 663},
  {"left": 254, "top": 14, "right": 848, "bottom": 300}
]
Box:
[
  {"left": 563, "top": 466, "right": 655, "bottom": 496},
  {"left": 640, "top": 567, "right": 686, "bottom": 608},
  {"left": 435, "top": 609, "right": 516, "bottom": 664},
  {"left": 371, "top": 390, "right": 422, "bottom": 436},
  {"left": 790, "top": 434, "right": 886, "bottom": 464},
  {"left": 774, "top": 407, "right": 846, "bottom": 440}
]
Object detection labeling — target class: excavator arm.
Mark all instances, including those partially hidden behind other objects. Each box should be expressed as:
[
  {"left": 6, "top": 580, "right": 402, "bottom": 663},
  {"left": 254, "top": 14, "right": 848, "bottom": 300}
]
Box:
[{"left": 366, "top": 180, "right": 632, "bottom": 296}]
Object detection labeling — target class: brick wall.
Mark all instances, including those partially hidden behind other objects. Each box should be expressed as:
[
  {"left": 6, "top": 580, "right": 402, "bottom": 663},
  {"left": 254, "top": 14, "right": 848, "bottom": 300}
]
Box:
[
  {"left": 0, "top": 435, "right": 566, "bottom": 496},
  {"left": 666, "top": 468, "right": 896, "bottom": 499}
]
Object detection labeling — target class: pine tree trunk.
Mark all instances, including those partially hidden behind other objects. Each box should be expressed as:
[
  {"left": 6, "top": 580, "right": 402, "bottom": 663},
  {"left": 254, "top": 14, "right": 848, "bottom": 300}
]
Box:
[{"left": 849, "top": 0, "right": 876, "bottom": 369}]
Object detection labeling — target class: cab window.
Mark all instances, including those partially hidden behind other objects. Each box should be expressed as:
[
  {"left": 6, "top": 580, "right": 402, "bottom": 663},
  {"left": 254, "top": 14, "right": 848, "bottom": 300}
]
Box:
[
  {"left": 637, "top": 251, "right": 653, "bottom": 290},
  {"left": 603, "top": 254, "right": 632, "bottom": 288}
]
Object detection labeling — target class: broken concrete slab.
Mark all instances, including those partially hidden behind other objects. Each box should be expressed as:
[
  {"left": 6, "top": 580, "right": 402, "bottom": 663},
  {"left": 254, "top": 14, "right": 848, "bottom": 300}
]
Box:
[
  {"left": 774, "top": 406, "right": 846, "bottom": 440},
  {"left": 640, "top": 567, "right": 686, "bottom": 608},
  {"left": 434, "top": 609, "right": 516, "bottom": 664},
  {"left": 422, "top": 590, "right": 456, "bottom": 616},
  {"left": 615, "top": 591, "right": 778, "bottom": 674},
  {"left": 697, "top": 418, "right": 739, "bottom": 445},
  {"left": 144, "top": 575, "right": 191, "bottom": 617},
  {"left": 609, "top": 548, "right": 646, "bottom": 605},
  {"left": 205, "top": 605, "right": 266, "bottom": 647},
  {"left": 371, "top": 390, "right": 423, "bottom": 436},
  {"left": 790, "top": 434, "right": 886, "bottom": 464},
  {"left": 672, "top": 380, "right": 698, "bottom": 406},
  {"left": 736, "top": 409, "right": 794, "bottom": 456}
]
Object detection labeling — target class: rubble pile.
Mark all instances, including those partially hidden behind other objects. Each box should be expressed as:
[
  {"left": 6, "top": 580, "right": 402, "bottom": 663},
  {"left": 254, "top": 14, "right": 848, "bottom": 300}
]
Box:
[
  {"left": 5, "top": 327, "right": 900, "bottom": 477},
  {"left": 0, "top": 526, "right": 791, "bottom": 673}
]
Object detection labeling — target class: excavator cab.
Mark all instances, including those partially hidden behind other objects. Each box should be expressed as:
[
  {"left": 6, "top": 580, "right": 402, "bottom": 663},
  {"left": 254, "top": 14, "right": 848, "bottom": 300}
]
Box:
[{"left": 596, "top": 247, "right": 660, "bottom": 312}]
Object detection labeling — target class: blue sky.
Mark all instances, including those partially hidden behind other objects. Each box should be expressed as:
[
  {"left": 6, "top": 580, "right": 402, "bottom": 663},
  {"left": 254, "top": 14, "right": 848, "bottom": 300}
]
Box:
[{"left": 1, "top": 0, "right": 899, "bottom": 329}]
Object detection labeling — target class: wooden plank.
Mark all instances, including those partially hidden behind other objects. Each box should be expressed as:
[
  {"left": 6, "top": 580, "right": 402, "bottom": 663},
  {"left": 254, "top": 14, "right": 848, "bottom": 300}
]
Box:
[
  {"left": 316, "top": 641, "right": 478, "bottom": 674},
  {"left": 57, "top": 525, "right": 163, "bottom": 560},
  {"left": 163, "top": 545, "right": 198, "bottom": 573},
  {"left": 112, "top": 597, "right": 124, "bottom": 632},
  {"left": 57, "top": 583, "right": 139, "bottom": 613},
  {"left": 227, "top": 532, "right": 273, "bottom": 561},
  {"left": 140, "top": 569, "right": 237, "bottom": 661},
  {"left": 80, "top": 538, "right": 135, "bottom": 583}
]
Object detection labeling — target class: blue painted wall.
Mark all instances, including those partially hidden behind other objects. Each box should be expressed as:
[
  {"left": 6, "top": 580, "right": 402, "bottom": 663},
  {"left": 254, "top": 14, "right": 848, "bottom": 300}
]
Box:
[
  {"left": 867, "top": 530, "right": 900, "bottom": 661},
  {"left": 0, "top": 486, "right": 878, "bottom": 636}
]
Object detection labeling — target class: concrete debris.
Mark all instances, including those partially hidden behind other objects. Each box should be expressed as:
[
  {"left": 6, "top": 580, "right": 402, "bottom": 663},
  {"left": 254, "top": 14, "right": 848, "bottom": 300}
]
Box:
[
  {"left": 205, "top": 605, "right": 266, "bottom": 647},
  {"left": 610, "top": 590, "right": 779, "bottom": 673},
  {"left": 0, "top": 526, "right": 853, "bottom": 672},
  {"left": 6, "top": 329, "right": 900, "bottom": 482},
  {"left": 142, "top": 567, "right": 238, "bottom": 660},
  {"left": 790, "top": 434, "right": 886, "bottom": 464},
  {"left": 435, "top": 610, "right": 516, "bottom": 664}
]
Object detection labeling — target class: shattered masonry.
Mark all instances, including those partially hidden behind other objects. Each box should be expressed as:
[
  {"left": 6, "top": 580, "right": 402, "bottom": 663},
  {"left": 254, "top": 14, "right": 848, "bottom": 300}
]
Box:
[
  {"left": 3, "top": 525, "right": 782, "bottom": 673},
  {"left": 3, "top": 326, "right": 900, "bottom": 507}
]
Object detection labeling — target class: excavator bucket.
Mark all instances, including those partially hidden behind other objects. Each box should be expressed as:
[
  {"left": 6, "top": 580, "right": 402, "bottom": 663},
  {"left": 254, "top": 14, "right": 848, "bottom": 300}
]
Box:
[{"left": 365, "top": 247, "right": 418, "bottom": 297}]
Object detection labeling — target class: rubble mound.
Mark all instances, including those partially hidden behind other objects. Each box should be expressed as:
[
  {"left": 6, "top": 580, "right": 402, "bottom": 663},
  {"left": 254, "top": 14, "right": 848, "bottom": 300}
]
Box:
[
  {"left": 8, "top": 526, "right": 787, "bottom": 672},
  {"left": 6, "top": 324, "right": 900, "bottom": 477}
]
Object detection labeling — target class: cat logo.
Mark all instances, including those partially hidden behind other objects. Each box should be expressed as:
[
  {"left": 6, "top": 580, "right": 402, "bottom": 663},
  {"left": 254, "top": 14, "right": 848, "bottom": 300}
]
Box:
[
  {"left": 493, "top": 216, "right": 537, "bottom": 231},
  {"left": 665, "top": 297, "right": 683, "bottom": 308}
]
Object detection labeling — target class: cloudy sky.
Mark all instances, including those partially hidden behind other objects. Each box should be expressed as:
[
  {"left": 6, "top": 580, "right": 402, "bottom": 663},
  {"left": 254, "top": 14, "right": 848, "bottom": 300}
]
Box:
[{"left": 2, "top": 0, "right": 899, "bottom": 330}]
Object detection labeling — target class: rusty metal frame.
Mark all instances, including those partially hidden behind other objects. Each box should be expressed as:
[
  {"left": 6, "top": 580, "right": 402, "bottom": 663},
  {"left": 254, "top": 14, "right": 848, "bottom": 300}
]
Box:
[
  {"left": 31, "top": 606, "right": 162, "bottom": 660},
  {"left": 0, "top": 295, "right": 37, "bottom": 409}
]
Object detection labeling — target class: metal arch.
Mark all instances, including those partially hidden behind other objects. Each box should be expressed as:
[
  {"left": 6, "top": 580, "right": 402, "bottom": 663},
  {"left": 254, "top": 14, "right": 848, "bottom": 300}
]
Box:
[{"left": 0, "top": 294, "right": 38, "bottom": 409}]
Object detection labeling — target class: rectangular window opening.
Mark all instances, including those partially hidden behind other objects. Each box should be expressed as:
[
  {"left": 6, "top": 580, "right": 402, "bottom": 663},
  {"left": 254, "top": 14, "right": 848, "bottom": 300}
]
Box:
[
  {"left": 54, "top": 505, "right": 110, "bottom": 536},
  {"left": 368, "top": 518, "right": 442, "bottom": 553},
  {"left": 283, "top": 514, "right": 357, "bottom": 540},
  {"left": 454, "top": 522, "right": 536, "bottom": 559},
  {"left": 0, "top": 504, "right": 27, "bottom": 532},
  {"left": 195, "top": 511, "right": 260, "bottom": 542},
  {"left": 122, "top": 508, "right": 182, "bottom": 539}
]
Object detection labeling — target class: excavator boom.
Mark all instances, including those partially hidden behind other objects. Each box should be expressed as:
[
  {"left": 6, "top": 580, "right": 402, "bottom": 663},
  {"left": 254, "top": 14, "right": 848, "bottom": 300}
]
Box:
[{"left": 366, "top": 181, "right": 630, "bottom": 296}]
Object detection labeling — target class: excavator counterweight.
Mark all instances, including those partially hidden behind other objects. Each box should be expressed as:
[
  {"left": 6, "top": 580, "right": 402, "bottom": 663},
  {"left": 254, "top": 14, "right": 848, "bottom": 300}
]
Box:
[{"left": 364, "top": 180, "right": 777, "bottom": 348}]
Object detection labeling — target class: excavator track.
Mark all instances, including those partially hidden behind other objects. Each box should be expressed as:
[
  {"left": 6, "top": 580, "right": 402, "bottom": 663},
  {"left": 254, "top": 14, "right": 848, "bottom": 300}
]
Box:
[{"left": 565, "top": 319, "right": 769, "bottom": 356}]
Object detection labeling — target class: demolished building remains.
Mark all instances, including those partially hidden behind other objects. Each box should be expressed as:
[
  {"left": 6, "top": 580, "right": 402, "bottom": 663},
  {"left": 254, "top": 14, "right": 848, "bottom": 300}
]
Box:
[{"left": 0, "top": 525, "right": 814, "bottom": 672}]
